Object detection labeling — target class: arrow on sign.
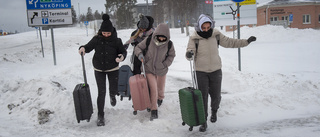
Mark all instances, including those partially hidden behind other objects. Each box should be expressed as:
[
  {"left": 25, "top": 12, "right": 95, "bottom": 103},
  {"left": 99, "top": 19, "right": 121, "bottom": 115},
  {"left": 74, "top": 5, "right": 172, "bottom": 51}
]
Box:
[
  {"left": 29, "top": 0, "right": 39, "bottom": 8},
  {"left": 31, "top": 12, "right": 38, "bottom": 24}
]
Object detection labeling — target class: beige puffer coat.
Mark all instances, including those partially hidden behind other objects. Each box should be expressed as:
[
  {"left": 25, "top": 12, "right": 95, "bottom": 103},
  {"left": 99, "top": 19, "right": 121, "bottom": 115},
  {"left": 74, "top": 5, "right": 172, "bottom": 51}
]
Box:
[
  {"left": 135, "top": 23, "right": 176, "bottom": 76},
  {"left": 186, "top": 28, "right": 249, "bottom": 73}
]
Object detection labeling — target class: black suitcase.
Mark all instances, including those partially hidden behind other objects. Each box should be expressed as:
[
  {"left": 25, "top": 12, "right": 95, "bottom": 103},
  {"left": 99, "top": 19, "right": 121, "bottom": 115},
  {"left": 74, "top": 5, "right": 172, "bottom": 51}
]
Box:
[
  {"left": 73, "top": 54, "right": 93, "bottom": 123},
  {"left": 118, "top": 65, "right": 133, "bottom": 101}
]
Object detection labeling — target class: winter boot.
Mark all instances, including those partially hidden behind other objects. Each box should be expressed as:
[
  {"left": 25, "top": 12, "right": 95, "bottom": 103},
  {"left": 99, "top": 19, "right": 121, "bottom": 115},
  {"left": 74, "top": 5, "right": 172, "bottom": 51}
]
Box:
[
  {"left": 157, "top": 99, "right": 163, "bottom": 107},
  {"left": 110, "top": 95, "right": 117, "bottom": 107},
  {"left": 199, "top": 122, "right": 207, "bottom": 132},
  {"left": 150, "top": 110, "right": 158, "bottom": 121},
  {"left": 210, "top": 110, "right": 217, "bottom": 123},
  {"left": 97, "top": 114, "right": 105, "bottom": 126}
]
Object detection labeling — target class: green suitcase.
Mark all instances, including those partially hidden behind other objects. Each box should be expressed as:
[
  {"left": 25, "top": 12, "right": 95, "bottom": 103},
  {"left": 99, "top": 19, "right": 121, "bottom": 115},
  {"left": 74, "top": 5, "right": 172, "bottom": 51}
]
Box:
[{"left": 178, "top": 87, "right": 206, "bottom": 131}]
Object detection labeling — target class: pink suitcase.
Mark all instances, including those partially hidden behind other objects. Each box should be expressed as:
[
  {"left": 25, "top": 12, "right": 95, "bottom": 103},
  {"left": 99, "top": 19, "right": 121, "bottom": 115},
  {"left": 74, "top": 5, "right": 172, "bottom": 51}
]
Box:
[{"left": 129, "top": 60, "right": 151, "bottom": 115}]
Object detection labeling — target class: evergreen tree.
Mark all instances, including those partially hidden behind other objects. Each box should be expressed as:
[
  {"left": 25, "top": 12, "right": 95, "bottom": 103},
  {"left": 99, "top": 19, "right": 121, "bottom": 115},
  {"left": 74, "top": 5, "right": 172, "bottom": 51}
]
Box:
[
  {"left": 79, "top": 14, "right": 86, "bottom": 22},
  {"left": 94, "top": 10, "right": 102, "bottom": 20},
  {"left": 71, "top": 5, "right": 77, "bottom": 25},
  {"left": 86, "top": 7, "right": 94, "bottom": 21},
  {"left": 105, "top": 0, "right": 137, "bottom": 29}
]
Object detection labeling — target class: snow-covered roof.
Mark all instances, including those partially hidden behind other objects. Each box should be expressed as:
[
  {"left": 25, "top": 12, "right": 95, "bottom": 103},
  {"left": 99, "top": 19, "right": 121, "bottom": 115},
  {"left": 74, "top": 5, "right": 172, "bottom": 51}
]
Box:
[
  {"left": 259, "top": 0, "right": 320, "bottom": 7},
  {"left": 268, "top": 0, "right": 320, "bottom": 5}
]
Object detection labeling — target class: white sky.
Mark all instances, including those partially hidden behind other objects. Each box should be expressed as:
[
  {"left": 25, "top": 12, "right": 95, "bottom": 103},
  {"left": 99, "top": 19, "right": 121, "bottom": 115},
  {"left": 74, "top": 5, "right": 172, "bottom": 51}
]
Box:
[{"left": 0, "top": 0, "right": 269, "bottom": 33}]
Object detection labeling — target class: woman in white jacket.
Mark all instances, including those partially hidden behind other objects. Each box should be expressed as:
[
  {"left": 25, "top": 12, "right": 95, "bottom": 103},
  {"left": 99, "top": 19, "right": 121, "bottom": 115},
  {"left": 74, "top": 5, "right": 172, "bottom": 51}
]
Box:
[{"left": 185, "top": 14, "right": 256, "bottom": 132}]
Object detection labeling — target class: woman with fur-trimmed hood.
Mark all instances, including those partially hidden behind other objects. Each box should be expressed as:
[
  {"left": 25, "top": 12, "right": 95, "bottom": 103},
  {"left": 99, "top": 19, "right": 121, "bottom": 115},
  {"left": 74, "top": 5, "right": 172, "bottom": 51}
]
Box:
[
  {"left": 185, "top": 14, "right": 256, "bottom": 132},
  {"left": 134, "top": 23, "right": 176, "bottom": 120}
]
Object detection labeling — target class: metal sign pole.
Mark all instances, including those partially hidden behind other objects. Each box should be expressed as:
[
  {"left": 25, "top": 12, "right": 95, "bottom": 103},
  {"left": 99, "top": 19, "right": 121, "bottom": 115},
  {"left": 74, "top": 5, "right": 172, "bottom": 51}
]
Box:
[
  {"left": 237, "top": 2, "right": 241, "bottom": 71},
  {"left": 50, "top": 26, "right": 57, "bottom": 65},
  {"left": 39, "top": 27, "right": 44, "bottom": 57}
]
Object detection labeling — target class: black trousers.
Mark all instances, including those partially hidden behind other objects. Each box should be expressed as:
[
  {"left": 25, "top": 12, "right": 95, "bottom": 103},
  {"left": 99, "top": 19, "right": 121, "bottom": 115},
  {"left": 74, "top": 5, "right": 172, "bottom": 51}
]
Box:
[
  {"left": 196, "top": 69, "right": 222, "bottom": 120},
  {"left": 94, "top": 70, "right": 118, "bottom": 116}
]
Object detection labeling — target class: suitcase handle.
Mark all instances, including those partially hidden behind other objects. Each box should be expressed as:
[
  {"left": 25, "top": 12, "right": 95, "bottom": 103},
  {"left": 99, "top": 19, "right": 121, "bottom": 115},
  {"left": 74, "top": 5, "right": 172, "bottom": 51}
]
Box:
[
  {"left": 81, "top": 53, "right": 88, "bottom": 85},
  {"left": 189, "top": 50, "right": 198, "bottom": 89},
  {"left": 141, "top": 59, "right": 146, "bottom": 78}
]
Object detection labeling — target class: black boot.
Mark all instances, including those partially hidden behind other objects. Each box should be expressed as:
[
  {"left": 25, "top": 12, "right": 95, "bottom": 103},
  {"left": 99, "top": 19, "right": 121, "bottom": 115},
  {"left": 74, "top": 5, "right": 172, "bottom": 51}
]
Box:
[
  {"left": 150, "top": 110, "right": 158, "bottom": 121},
  {"left": 199, "top": 122, "right": 207, "bottom": 132},
  {"left": 210, "top": 110, "right": 217, "bottom": 123},
  {"left": 157, "top": 99, "right": 163, "bottom": 107},
  {"left": 110, "top": 95, "right": 117, "bottom": 107},
  {"left": 97, "top": 114, "right": 105, "bottom": 126}
]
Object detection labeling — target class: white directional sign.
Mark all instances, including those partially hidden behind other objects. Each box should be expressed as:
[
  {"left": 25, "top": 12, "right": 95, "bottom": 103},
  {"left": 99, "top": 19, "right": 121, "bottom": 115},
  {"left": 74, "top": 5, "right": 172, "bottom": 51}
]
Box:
[
  {"left": 26, "top": 0, "right": 72, "bottom": 26},
  {"left": 213, "top": 0, "right": 257, "bottom": 26}
]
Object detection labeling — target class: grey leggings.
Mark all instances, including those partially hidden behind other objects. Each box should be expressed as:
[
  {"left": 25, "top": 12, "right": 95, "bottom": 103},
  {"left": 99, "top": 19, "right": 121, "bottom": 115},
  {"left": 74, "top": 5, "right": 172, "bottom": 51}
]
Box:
[{"left": 196, "top": 69, "right": 222, "bottom": 120}]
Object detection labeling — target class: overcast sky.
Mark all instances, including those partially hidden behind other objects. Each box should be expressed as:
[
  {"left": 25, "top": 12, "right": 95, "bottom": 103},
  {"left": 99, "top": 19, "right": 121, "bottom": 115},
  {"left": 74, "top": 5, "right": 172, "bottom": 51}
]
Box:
[{"left": 0, "top": 0, "right": 268, "bottom": 33}]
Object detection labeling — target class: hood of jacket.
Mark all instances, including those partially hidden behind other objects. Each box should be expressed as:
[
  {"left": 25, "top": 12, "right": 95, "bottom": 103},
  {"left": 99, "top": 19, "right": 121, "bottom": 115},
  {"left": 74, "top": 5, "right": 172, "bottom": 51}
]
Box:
[
  {"left": 152, "top": 23, "right": 170, "bottom": 44},
  {"left": 194, "top": 14, "right": 215, "bottom": 32},
  {"left": 134, "top": 23, "right": 175, "bottom": 76}
]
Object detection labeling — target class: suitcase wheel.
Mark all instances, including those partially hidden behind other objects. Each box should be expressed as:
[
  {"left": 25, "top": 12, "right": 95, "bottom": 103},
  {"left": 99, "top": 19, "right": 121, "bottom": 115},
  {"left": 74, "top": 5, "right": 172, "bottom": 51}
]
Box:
[
  {"left": 120, "top": 96, "right": 123, "bottom": 101},
  {"left": 77, "top": 120, "right": 80, "bottom": 123},
  {"left": 87, "top": 119, "right": 90, "bottom": 122},
  {"left": 129, "top": 96, "right": 131, "bottom": 100},
  {"left": 182, "top": 122, "right": 185, "bottom": 126},
  {"left": 133, "top": 111, "right": 137, "bottom": 115},
  {"left": 189, "top": 126, "right": 193, "bottom": 131},
  {"left": 147, "top": 108, "right": 151, "bottom": 112}
]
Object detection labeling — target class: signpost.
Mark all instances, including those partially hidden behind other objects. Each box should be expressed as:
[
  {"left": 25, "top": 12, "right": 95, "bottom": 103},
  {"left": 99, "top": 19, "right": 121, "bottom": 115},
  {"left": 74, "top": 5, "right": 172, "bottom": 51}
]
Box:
[
  {"left": 213, "top": 0, "right": 256, "bottom": 71},
  {"left": 213, "top": 0, "right": 257, "bottom": 26},
  {"left": 289, "top": 14, "right": 293, "bottom": 23},
  {"left": 26, "top": 0, "right": 72, "bottom": 27},
  {"left": 84, "top": 21, "right": 89, "bottom": 36},
  {"left": 26, "top": 0, "right": 73, "bottom": 65}
]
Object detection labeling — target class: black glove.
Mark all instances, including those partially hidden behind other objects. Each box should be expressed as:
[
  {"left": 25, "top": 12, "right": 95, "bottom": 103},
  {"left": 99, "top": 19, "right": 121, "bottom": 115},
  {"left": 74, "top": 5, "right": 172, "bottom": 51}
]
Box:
[
  {"left": 186, "top": 51, "right": 194, "bottom": 59},
  {"left": 247, "top": 36, "right": 256, "bottom": 44},
  {"left": 123, "top": 44, "right": 129, "bottom": 50}
]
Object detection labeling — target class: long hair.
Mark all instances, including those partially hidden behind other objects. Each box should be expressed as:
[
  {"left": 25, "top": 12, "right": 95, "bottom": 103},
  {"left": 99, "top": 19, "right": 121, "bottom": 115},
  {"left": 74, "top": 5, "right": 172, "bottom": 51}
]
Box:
[{"left": 131, "top": 29, "right": 142, "bottom": 40}]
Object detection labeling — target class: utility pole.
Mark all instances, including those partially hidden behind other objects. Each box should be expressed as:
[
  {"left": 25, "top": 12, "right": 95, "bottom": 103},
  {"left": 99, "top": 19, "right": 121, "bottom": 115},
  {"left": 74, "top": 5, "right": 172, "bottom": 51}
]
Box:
[{"left": 146, "top": 0, "right": 149, "bottom": 15}]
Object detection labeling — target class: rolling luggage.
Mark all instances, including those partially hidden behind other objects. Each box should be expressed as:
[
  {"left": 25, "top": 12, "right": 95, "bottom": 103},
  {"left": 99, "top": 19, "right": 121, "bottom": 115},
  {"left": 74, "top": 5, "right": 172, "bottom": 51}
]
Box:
[
  {"left": 178, "top": 53, "right": 206, "bottom": 131},
  {"left": 118, "top": 65, "right": 133, "bottom": 101},
  {"left": 129, "top": 60, "right": 151, "bottom": 115},
  {"left": 73, "top": 54, "right": 93, "bottom": 123}
]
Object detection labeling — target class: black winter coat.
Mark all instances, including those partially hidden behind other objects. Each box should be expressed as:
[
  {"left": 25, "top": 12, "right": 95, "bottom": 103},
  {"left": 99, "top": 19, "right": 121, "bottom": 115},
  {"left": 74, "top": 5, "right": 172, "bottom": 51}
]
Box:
[{"left": 81, "top": 30, "right": 127, "bottom": 71}]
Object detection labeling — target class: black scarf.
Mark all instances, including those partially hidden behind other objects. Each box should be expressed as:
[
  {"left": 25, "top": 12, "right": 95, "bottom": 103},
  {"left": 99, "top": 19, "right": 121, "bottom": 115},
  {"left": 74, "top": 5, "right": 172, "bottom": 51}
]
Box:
[{"left": 197, "top": 28, "right": 213, "bottom": 39}]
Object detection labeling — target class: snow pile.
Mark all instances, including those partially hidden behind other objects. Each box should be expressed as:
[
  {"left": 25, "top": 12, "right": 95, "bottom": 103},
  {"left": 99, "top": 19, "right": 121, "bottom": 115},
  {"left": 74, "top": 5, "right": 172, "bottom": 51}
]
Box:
[{"left": 0, "top": 25, "right": 319, "bottom": 137}]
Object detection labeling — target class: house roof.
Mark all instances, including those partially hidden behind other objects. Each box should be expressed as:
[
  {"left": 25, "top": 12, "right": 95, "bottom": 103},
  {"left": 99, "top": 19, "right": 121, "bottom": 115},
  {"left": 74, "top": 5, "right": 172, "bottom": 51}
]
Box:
[{"left": 258, "top": 0, "right": 320, "bottom": 8}]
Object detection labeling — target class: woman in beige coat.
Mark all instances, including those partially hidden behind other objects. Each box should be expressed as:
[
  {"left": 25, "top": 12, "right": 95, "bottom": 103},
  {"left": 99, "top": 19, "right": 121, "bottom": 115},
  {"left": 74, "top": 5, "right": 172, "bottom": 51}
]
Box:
[
  {"left": 135, "top": 23, "right": 176, "bottom": 120},
  {"left": 185, "top": 14, "right": 256, "bottom": 132}
]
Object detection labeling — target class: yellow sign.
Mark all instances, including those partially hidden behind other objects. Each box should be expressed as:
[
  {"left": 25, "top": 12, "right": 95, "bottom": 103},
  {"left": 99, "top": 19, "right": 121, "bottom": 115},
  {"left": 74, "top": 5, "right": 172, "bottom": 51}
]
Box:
[{"left": 240, "top": 0, "right": 256, "bottom": 5}]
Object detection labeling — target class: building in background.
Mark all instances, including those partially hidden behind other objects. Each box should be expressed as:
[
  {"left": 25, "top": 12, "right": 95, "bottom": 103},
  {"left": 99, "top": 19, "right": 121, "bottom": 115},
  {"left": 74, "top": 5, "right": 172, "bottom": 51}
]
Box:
[
  {"left": 257, "top": 0, "right": 320, "bottom": 29},
  {"left": 132, "top": 3, "right": 153, "bottom": 23}
]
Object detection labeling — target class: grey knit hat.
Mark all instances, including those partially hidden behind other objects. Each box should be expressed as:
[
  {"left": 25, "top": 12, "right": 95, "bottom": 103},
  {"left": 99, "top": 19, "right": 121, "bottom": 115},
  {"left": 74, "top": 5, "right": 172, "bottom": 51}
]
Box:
[{"left": 138, "top": 14, "right": 149, "bottom": 29}]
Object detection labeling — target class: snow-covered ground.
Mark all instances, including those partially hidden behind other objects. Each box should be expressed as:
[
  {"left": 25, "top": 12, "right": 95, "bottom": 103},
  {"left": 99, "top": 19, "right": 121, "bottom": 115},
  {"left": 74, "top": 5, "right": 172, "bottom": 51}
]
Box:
[{"left": 0, "top": 25, "right": 319, "bottom": 137}]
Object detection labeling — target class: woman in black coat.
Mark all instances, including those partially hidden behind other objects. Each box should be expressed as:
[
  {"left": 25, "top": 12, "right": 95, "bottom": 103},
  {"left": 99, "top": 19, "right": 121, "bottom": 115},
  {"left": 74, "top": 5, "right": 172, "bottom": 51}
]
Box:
[{"left": 78, "top": 14, "right": 127, "bottom": 126}]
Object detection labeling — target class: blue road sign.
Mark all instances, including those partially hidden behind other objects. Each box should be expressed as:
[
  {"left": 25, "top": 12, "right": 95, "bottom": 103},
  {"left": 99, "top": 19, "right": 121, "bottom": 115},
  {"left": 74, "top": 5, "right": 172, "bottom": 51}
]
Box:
[
  {"left": 231, "top": 0, "right": 245, "bottom": 2},
  {"left": 289, "top": 14, "right": 293, "bottom": 22},
  {"left": 84, "top": 21, "right": 89, "bottom": 26},
  {"left": 26, "top": 0, "right": 71, "bottom": 10},
  {"left": 214, "top": 0, "right": 231, "bottom": 2},
  {"left": 42, "top": 18, "right": 49, "bottom": 24}
]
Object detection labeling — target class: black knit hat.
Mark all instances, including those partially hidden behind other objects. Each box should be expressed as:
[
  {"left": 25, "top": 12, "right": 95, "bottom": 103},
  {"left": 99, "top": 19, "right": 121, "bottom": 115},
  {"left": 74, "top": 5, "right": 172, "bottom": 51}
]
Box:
[
  {"left": 138, "top": 14, "right": 149, "bottom": 29},
  {"left": 100, "top": 14, "right": 114, "bottom": 32}
]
